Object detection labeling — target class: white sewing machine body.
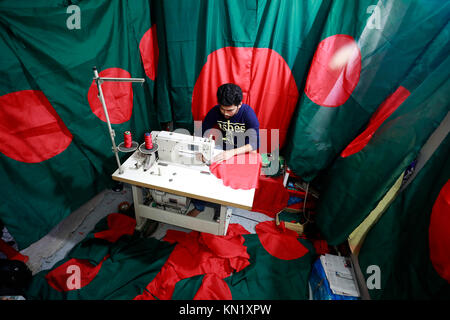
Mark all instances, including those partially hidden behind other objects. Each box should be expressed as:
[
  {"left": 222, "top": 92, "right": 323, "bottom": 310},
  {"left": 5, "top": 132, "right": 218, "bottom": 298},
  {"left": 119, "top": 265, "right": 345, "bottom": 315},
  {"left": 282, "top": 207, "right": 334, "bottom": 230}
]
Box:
[
  {"left": 112, "top": 131, "right": 255, "bottom": 236},
  {"left": 154, "top": 130, "right": 215, "bottom": 165}
]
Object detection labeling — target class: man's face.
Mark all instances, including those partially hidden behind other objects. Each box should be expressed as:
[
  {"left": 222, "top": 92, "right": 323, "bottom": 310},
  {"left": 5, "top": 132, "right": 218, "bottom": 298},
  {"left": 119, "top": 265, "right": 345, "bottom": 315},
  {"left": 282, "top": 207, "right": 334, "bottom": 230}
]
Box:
[{"left": 220, "top": 103, "right": 241, "bottom": 119}]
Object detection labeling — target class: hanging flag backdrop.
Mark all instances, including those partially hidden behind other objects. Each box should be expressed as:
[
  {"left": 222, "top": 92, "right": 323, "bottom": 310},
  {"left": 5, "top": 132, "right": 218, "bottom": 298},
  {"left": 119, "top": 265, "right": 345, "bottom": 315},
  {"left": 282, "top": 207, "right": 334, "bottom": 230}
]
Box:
[
  {"left": 358, "top": 135, "right": 450, "bottom": 299},
  {"left": 315, "top": 49, "right": 450, "bottom": 246},
  {"left": 0, "top": 0, "right": 160, "bottom": 248},
  {"left": 0, "top": 0, "right": 449, "bottom": 299},
  {"left": 152, "top": 0, "right": 330, "bottom": 150},
  {"left": 284, "top": 0, "right": 449, "bottom": 182}
]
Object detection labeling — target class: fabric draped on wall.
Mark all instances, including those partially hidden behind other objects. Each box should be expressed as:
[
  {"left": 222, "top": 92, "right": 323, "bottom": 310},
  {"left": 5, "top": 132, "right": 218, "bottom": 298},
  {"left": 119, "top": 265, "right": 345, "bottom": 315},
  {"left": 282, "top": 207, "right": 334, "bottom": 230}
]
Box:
[
  {"left": 0, "top": 0, "right": 449, "bottom": 300},
  {"left": 153, "top": 0, "right": 330, "bottom": 151},
  {"left": 358, "top": 134, "right": 450, "bottom": 299},
  {"left": 0, "top": 0, "right": 160, "bottom": 248}
]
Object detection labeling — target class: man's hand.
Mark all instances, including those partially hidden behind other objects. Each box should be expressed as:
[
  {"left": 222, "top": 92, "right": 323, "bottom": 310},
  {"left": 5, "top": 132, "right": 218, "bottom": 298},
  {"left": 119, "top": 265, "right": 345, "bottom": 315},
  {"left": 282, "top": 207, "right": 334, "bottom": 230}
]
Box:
[
  {"left": 213, "top": 149, "right": 236, "bottom": 163},
  {"left": 195, "top": 152, "right": 207, "bottom": 163}
]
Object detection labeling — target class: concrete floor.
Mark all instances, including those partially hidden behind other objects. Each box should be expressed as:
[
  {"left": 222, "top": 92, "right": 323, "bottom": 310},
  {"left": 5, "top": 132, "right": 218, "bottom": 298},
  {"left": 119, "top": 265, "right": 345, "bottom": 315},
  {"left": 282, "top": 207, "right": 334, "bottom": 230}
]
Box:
[{"left": 17, "top": 185, "right": 274, "bottom": 275}]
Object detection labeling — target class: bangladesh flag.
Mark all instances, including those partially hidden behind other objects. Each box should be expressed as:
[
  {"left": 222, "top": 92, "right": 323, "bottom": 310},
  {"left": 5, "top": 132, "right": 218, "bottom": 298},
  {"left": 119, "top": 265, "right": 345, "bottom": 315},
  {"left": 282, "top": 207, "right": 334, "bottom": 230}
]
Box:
[
  {"left": 315, "top": 26, "right": 450, "bottom": 245},
  {"left": 153, "top": 0, "right": 329, "bottom": 151},
  {"left": 0, "top": 0, "right": 160, "bottom": 248},
  {"left": 284, "top": 0, "right": 449, "bottom": 181}
]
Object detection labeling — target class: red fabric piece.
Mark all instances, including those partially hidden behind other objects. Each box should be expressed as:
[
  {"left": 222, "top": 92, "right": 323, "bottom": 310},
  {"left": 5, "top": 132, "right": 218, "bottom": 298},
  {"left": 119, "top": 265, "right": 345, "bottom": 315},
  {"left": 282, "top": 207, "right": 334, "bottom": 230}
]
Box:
[
  {"left": 210, "top": 153, "right": 262, "bottom": 190},
  {"left": 305, "top": 34, "right": 361, "bottom": 107},
  {"left": 191, "top": 46, "right": 299, "bottom": 151},
  {"left": 255, "top": 221, "right": 309, "bottom": 260},
  {"left": 94, "top": 213, "right": 136, "bottom": 243},
  {"left": 341, "top": 86, "right": 410, "bottom": 157},
  {"left": 0, "top": 90, "right": 72, "bottom": 163},
  {"left": 429, "top": 179, "right": 450, "bottom": 283},
  {"left": 87, "top": 68, "right": 133, "bottom": 124},
  {"left": 45, "top": 255, "right": 109, "bottom": 292},
  {"left": 251, "top": 175, "right": 290, "bottom": 218},
  {"left": 312, "top": 239, "right": 330, "bottom": 255},
  {"left": 134, "top": 224, "right": 250, "bottom": 300},
  {"left": 193, "top": 274, "right": 232, "bottom": 300},
  {"left": 139, "top": 24, "right": 159, "bottom": 80},
  {"left": 0, "top": 239, "right": 29, "bottom": 263}
]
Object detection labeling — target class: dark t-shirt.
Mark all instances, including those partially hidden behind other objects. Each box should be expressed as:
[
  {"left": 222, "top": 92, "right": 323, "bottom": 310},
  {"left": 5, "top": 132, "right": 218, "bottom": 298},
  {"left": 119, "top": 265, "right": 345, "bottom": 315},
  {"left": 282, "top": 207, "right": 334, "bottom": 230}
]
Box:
[{"left": 202, "top": 104, "right": 260, "bottom": 150}]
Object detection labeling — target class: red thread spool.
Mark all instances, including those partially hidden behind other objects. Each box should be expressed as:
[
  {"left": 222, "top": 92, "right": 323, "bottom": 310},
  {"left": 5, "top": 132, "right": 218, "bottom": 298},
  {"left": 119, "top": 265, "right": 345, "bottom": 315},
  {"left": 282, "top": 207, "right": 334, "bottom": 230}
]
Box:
[
  {"left": 124, "top": 131, "right": 132, "bottom": 148},
  {"left": 144, "top": 132, "right": 153, "bottom": 149}
]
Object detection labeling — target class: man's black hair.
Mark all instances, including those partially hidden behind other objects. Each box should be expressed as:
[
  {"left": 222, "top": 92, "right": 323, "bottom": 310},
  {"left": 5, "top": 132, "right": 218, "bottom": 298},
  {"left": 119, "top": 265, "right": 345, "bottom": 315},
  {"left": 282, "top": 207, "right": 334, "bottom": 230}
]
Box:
[{"left": 217, "top": 83, "right": 243, "bottom": 106}]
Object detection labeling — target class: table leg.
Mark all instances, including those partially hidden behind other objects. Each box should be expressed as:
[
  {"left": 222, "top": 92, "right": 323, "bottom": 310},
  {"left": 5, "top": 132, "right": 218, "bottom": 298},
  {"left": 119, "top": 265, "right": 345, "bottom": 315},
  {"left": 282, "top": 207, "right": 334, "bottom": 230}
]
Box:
[
  {"left": 218, "top": 205, "right": 232, "bottom": 235},
  {"left": 131, "top": 185, "right": 146, "bottom": 231}
]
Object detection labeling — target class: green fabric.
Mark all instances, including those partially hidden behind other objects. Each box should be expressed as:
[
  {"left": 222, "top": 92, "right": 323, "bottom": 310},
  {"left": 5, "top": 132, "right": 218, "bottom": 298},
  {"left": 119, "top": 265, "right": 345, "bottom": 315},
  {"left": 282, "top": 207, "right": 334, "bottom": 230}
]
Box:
[
  {"left": 67, "top": 217, "right": 113, "bottom": 266},
  {"left": 284, "top": 0, "right": 450, "bottom": 181},
  {"left": 171, "top": 274, "right": 205, "bottom": 300},
  {"left": 0, "top": 0, "right": 160, "bottom": 249},
  {"left": 26, "top": 215, "right": 175, "bottom": 300},
  {"left": 278, "top": 210, "right": 302, "bottom": 224},
  {"left": 225, "top": 234, "right": 315, "bottom": 300},
  {"left": 316, "top": 47, "right": 450, "bottom": 245},
  {"left": 358, "top": 134, "right": 450, "bottom": 300}
]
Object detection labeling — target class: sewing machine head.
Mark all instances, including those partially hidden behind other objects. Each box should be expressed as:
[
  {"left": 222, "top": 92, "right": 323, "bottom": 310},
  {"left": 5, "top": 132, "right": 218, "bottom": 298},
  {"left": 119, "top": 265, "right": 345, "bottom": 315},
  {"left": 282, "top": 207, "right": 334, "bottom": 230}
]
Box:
[
  {"left": 150, "top": 130, "right": 215, "bottom": 166},
  {"left": 137, "top": 131, "right": 214, "bottom": 214}
]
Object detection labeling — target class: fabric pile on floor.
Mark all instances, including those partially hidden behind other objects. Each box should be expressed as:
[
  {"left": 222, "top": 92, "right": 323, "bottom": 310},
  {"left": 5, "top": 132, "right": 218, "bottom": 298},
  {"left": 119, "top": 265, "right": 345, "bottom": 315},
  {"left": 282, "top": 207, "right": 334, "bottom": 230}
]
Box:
[{"left": 26, "top": 213, "right": 315, "bottom": 300}]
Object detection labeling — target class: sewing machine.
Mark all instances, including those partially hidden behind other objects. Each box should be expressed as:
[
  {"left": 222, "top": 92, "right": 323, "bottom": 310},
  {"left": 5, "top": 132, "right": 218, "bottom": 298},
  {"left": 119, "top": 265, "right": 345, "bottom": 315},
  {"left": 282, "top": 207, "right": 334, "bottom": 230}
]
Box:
[
  {"left": 139, "top": 130, "right": 215, "bottom": 171},
  {"left": 112, "top": 130, "right": 255, "bottom": 236}
]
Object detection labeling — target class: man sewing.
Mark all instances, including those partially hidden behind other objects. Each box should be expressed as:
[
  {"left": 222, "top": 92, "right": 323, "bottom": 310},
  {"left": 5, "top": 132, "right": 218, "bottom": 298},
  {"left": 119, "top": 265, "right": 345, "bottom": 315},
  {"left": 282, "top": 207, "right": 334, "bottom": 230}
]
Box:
[{"left": 188, "top": 83, "right": 260, "bottom": 217}]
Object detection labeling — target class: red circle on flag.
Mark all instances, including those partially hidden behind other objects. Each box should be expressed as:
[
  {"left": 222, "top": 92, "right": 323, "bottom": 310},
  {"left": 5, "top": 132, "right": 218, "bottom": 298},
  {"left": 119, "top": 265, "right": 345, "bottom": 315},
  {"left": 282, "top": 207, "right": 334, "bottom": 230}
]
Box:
[
  {"left": 87, "top": 68, "right": 134, "bottom": 124},
  {"left": 191, "top": 47, "right": 299, "bottom": 151},
  {"left": 0, "top": 90, "right": 72, "bottom": 163},
  {"left": 255, "top": 221, "right": 308, "bottom": 260},
  {"left": 429, "top": 180, "right": 450, "bottom": 283},
  {"left": 341, "top": 86, "right": 410, "bottom": 157},
  {"left": 305, "top": 34, "right": 361, "bottom": 107},
  {"left": 139, "top": 24, "right": 159, "bottom": 80}
]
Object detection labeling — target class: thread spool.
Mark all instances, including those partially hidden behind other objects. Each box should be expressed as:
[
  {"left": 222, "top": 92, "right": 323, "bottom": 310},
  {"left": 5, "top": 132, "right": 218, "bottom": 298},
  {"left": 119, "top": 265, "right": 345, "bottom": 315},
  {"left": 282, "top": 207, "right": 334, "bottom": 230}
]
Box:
[
  {"left": 124, "top": 131, "right": 132, "bottom": 148},
  {"left": 144, "top": 132, "right": 153, "bottom": 149}
]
